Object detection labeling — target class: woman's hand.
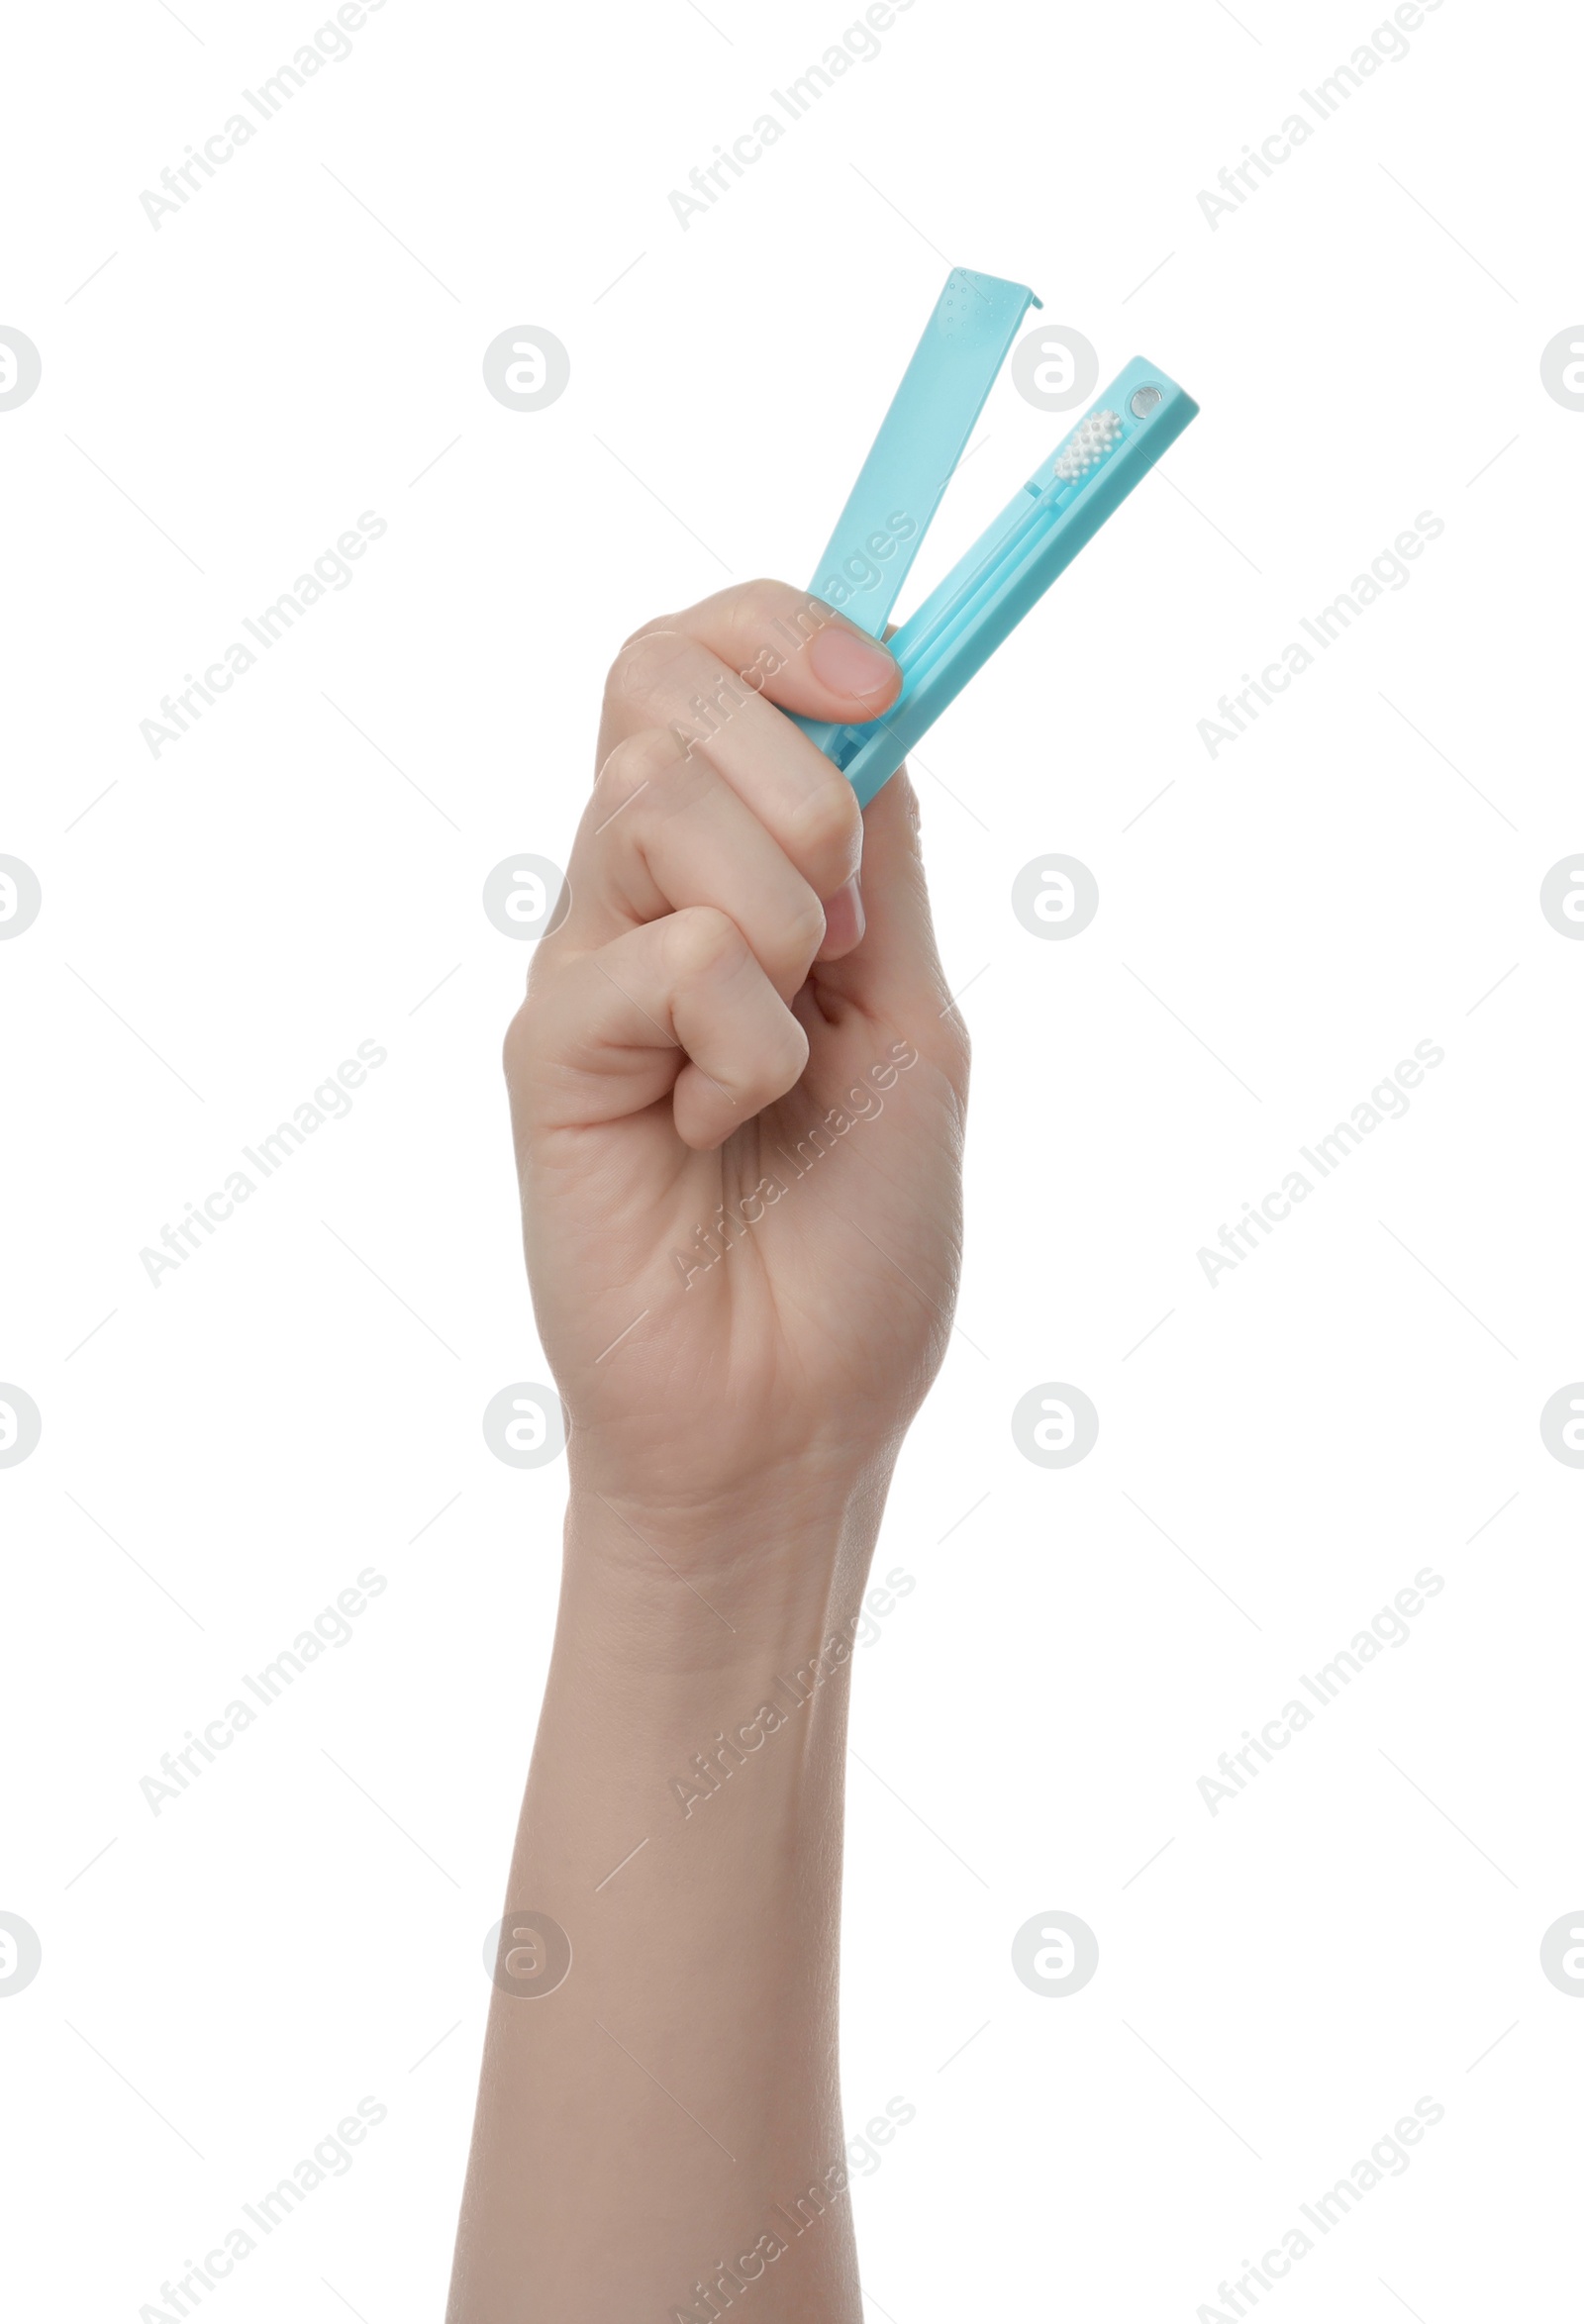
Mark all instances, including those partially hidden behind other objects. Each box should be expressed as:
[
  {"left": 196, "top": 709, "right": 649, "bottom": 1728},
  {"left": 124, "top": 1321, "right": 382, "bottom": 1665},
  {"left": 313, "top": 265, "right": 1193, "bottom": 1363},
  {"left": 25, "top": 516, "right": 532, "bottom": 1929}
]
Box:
[
  {"left": 503, "top": 579, "right": 969, "bottom": 1538},
  {"left": 450, "top": 583, "right": 971, "bottom": 2324}
]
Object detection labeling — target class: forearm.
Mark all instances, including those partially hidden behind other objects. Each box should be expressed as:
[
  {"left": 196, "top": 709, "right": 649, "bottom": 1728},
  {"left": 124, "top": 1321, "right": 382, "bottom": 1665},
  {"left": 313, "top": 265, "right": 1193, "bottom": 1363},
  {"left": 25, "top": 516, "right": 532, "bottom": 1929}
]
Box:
[{"left": 446, "top": 1467, "right": 895, "bottom": 2323}]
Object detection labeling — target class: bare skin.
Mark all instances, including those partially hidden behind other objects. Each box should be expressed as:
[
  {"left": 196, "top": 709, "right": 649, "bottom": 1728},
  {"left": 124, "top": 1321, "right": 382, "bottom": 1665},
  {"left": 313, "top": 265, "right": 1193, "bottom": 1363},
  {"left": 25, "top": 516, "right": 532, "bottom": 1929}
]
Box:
[{"left": 446, "top": 580, "right": 968, "bottom": 2323}]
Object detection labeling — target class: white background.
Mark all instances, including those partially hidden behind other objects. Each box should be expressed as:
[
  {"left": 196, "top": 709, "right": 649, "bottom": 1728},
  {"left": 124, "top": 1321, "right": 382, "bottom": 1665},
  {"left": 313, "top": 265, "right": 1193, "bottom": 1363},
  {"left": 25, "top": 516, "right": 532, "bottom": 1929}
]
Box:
[{"left": 3, "top": 0, "right": 1582, "bottom": 2317}]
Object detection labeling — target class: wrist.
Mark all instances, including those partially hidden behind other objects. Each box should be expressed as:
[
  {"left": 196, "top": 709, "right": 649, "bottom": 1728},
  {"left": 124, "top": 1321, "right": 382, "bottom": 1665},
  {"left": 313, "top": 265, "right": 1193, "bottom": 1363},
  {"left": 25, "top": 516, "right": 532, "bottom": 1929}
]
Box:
[
  {"left": 556, "top": 1450, "right": 898, "bottom": 1675},
  {"left": 513, "top": 1472, "right": 891, "bottom": 1873}
]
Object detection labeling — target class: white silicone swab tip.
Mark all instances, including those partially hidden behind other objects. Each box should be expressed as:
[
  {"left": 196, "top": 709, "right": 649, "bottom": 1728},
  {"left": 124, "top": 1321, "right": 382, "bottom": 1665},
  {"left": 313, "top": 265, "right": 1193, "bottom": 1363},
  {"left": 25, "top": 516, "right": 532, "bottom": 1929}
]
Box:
[{"left": 1052, "top": 407, "right": 1124, "bottom": 480}]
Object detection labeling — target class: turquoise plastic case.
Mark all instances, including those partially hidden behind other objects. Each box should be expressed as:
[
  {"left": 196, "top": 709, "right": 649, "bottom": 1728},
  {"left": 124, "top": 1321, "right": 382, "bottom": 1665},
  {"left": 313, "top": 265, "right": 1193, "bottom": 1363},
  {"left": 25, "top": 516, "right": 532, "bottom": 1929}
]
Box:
[{"left": 795, "top": 269, "right": 1200, "bottom": 805}]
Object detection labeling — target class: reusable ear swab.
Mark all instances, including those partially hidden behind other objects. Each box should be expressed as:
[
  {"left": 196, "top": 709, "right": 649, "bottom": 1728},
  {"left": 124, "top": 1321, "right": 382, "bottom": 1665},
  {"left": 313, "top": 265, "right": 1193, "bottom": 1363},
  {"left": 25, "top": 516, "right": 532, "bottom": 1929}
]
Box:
[{"left": 794, "top": 269, "right": 1200, "bottom": 806}]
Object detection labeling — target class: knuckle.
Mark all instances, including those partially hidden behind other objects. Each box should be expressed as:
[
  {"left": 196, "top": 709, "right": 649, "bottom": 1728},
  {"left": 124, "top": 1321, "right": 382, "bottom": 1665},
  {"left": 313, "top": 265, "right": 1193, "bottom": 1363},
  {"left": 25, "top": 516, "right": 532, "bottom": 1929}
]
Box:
[
  {"left": 784, "top": 890, "right": 830, "bottom": 969},
  {"left": 607, "top": 628, "right": 692, "bottom": 707},
  {"left": 600, "top": 726, "right": 680, "bottom": 782},
  {"left": 734, "top": 578, "right": 800, "bottom": 640},
  {"left": 787, "top": 774, "right": 862, "bottom": 877},
  {"left": 739, "top": 1009, "right": 808, "bottom": 1113},
  {"left": 763, "top": 1010, "right": 810, "bottom": 1098},
  {"left": 615, "top": 609, "right": 675, "bottom": 646},
  {"left": 594, "top": 727, "right": 689, "bottom": 813},
  {"left": 665, "top": 903, "right": 748, "bottom": 985}
]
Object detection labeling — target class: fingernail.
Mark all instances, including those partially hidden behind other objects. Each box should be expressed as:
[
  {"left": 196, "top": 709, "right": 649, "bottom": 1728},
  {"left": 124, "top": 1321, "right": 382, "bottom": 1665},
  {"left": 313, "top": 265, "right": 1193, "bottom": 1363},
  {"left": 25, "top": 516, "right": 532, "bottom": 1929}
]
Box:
[
  {"left": 809, "top": 621, "right": 897, "bottom": 702},
  {"left": 818, "top": 873, "right": 865, "bottom": 958}
]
